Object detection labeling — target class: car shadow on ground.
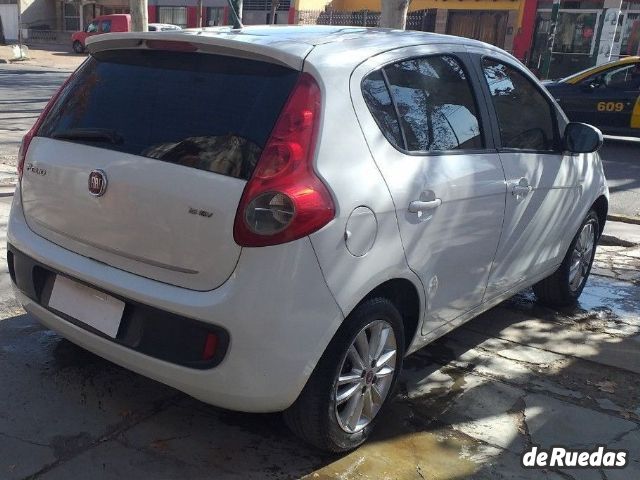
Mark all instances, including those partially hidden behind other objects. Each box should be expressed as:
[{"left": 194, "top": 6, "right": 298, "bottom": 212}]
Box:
[{"left": 1, "top": 279, "right": 638, "bottom": 479}]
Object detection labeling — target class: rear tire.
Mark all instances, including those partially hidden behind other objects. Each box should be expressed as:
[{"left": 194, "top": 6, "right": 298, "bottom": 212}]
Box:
[
  {"left": 533, "top": 210, "right": 599, "bottom": 306},
  {"left": 284, "top": 297, "right": 404, "bottom": 452},
  {"left": 72, "top": 41, "right": 84, "bottom": 54}
]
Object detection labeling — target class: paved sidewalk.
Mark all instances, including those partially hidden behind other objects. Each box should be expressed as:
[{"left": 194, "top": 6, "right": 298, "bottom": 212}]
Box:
[
  {"left": 0, "top": 45, "right": 84, "bottom": 71},
  {"left": 0, "top": 165, "right": 17, "bottom": 197}
]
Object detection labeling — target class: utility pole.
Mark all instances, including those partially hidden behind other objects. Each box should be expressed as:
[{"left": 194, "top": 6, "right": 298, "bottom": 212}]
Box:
[
  {"left": 196, "top": 0, "right": 203, "bottom": 28},
  {"left": 129, "top": 0, "right": 148, "bottom": 32},
  {"left": 17, "top": 0, "right": 22, "bottom": 46},
  {"left": 540, "top": 0, "right": 560, "bottom": 80},
  {"left": 227, "top": 0, "right": 243, "bottom": 29}
]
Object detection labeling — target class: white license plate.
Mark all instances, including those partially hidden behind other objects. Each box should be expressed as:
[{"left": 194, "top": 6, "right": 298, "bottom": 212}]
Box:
[{"left": 48, "top": 275, "right": 125, "bottom": 338}]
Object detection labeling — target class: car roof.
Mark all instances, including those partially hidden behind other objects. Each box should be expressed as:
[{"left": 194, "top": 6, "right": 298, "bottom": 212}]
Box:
[{"left": 86, "top": 25, "right": 506, "bottom": 71}]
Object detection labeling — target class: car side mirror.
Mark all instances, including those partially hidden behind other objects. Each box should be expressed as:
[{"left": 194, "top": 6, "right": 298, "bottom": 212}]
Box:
[{"left": 563, "top": 122, "right": 603, "bottom": 154}]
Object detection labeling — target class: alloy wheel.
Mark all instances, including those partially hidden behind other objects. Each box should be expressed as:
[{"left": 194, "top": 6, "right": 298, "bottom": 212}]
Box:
[
  {"left": 569, "top": 221, "right": 595, "bottom": 292},
  {"left": 333, "top": 319, "right": 397, "bottom": 433}
]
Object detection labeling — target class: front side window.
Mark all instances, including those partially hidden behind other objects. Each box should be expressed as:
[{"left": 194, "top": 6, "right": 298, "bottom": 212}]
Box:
[
  {"left": 361, "top": 55, "right": 483, "bottom": 152},
  {"left": 586, "top": 63, "right": 640, "bottom": 90},
  {"left": 100, "top": 20, "right": 112, "bottom": 33},
  {"left": 481, "top": 58, "right": 557, "bottom": 151},
  {"left": 86, "top": 21, "right": 98, "bottom": 33}
]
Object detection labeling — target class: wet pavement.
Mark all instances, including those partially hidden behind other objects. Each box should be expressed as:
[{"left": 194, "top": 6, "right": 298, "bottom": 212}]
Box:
[{"left": 0, "top": 192, "right": 638, "bottom": 479}]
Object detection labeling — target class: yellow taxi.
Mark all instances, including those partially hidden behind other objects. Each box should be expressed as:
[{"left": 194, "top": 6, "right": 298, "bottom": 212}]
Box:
[{"left": 544, "top": 57, "right": 640, "bottom": 136}]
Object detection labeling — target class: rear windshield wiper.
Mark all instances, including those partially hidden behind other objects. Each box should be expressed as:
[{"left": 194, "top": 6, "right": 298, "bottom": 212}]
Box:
[{"left": 51, "top": 128, "right": 123, "bottom": 145}]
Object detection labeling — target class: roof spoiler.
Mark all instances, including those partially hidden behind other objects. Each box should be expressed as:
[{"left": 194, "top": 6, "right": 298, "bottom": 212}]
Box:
[{"left": 86, "top": 31, "right": 311, "bottom": 70}]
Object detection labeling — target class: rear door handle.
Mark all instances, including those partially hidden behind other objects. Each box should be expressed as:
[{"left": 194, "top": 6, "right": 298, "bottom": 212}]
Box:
[
  {"left": 510, "top": 178, "right": 532, "bottom": 197},
  {"left": 512, "top": 185, "right": 532, "bottom": 196},
  {"left": 408, "top": 198, "right": 442, "bottom": 213}
]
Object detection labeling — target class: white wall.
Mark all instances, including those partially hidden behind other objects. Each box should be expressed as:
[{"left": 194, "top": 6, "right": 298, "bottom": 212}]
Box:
[
  {"left": 242, "top": 10, "right": 289, "bottom": 25},
  {"left": 20, "top": 0, "right": 56, "bottom": 29},
  {"left": 0, "top": 4, "right": 19, "bottom": 42}
]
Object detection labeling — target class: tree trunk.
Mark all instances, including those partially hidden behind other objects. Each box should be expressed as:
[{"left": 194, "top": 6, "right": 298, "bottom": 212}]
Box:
[
  {"left": 129, "top": 0, "right": 148, "bottom": 32},
  {"left": 196, "top": 0, "right": 203, "bottom": 28},
  {"left": 379, "top": 0, "right": 410, "bottom": 30},
  {"left": 231, "top": 0, "right": 243, "bottom": 22},
  {"left": 269, "top": 0, "right": 280, "bottom": 25}
]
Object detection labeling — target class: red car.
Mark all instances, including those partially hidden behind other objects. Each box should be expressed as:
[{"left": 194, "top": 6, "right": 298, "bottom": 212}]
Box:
[{"left": 72, "top": 14, "right": 131, "bottom": 53}]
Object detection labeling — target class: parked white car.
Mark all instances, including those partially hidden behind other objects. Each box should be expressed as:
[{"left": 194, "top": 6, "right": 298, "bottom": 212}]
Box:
[{"left": 9, "top": 26, "right": 608, "bottom": 452}]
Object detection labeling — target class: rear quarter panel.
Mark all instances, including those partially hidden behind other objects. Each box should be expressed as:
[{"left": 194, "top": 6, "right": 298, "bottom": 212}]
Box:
[{"left": 304, "top": 46, "right": 425, "bottom": 338}]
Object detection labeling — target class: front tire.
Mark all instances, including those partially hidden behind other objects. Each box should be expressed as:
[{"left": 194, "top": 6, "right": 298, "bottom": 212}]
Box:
[
  {"left": 284, "top": 297, "right": 405, "bottom": 452},
  {"left": 533, "top": 210, "right": 599, "bottom": 306},
  {"left": 72, "top": 41, "right": 84, "bottom": 54}
]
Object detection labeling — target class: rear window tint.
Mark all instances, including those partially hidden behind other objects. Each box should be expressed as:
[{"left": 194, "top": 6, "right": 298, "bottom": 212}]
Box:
[
  {"left": 361, "top": 70, "right": 403, "bottom": 149},
  {"left": 38, "top": 50, "right": 299, "bottom": 180}
]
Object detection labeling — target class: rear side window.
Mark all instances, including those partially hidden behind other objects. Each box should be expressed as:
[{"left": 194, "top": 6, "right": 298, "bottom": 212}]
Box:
[
  {"left": 38, "top": 50, "right": 299, "bottom": 180},
  {"left": 481, "top": 58, "right": 557, "bottom": 151},
  {"left": 361, "top": 70, "right": 403, "bottom": 149},
  {"left": 361, "top": 55, "right": 483, "bottom": 152}
]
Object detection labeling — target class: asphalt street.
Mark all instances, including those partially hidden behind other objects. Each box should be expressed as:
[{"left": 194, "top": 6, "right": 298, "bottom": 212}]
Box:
[
  {"left": 1, "top": 63, "right": 638, "bottom": 217},
  {"left": 0, "top": 62, "right": 639, "bottom": 479}
]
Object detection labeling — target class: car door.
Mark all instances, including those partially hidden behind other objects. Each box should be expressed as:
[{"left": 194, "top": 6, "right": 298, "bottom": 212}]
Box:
[
  {"left": 351, "top": 46, "right": 506, "bottom": 335},
  {"left": 473, "top": 55, "right": 582, "bottom": 300}
]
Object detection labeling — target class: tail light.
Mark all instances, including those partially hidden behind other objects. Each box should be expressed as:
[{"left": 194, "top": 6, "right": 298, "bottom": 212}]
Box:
[
  {"left": 18, "top": 74, "right": 72, "bottom": 179},
  {"left": 233, "top": 73, "right": 335, "bottom": 247}
]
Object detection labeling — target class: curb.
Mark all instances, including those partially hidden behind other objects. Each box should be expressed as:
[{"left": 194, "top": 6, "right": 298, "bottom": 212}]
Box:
[
  {"left": 600, "top": 234, "right": 638, "bottom": 248},
  {"left": 0, "top": 182, "right": 16, "bottom": 198},
  {"left": 607, "top": 213, "right": 640, "bottom": 226}
]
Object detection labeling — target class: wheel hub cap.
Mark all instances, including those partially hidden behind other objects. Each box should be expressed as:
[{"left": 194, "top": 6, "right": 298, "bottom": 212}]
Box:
[{"left": 364, "top": 370, "right": 375, "bottom": 384}]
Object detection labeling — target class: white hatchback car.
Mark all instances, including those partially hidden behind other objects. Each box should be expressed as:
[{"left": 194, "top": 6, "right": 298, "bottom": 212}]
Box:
[{"left": 9, "top": 26, "right": 608, "bottom": 452}]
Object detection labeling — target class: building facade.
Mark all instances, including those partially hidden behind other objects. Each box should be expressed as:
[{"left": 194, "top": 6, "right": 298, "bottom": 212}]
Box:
[
  {"left": 528, "top": 0, "right": 640, "bottom": 78},
  {"left": 13, "top": 0, "right": 292, "bottom": 36},
  {"left": 7, "top": 0, "right": 536, "bottom": 54},
  {"left": 293, "top": 0, "right": 537, "bottom": 61}
]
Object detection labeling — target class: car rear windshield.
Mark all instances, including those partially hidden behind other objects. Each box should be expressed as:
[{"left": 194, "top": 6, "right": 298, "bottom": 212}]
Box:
[{"left": 38, "top": 50, "right": 300, "bottom": 180}]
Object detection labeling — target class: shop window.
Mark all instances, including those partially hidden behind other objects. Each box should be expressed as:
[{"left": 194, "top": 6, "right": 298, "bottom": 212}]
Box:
[
  {"left": 103, "top": 7, "right": 130, "bottom": 15},
  {"left": 158, "top": 7, "right": 188, "bottom": 28},
  {"left": 64, "top": 2, "right": 80, "bottom": 31},
  {"left": 554, "top": 12, "right": 597, "bottom": 54},
  {"left": 207, "top": 7, "right": 224, "bottom": 26},
  {"left": 621, "top": 14, "right": 640, "bottom": 56}
]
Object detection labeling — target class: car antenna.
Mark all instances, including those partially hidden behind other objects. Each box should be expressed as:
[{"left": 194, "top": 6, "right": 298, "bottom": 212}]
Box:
[{"left": 225, "top": 0, "right": 243, "bottom": 30}]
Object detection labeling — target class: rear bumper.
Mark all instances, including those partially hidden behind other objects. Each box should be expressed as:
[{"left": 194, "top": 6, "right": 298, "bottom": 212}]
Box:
[{"left": 7, "top": 190, "right": 343, "bottom": 412}]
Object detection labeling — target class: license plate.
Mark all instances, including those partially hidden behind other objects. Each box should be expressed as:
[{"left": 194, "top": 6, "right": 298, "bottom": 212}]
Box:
[{"left": 48, "top": 275, "right": 125, "bottom": 338}]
